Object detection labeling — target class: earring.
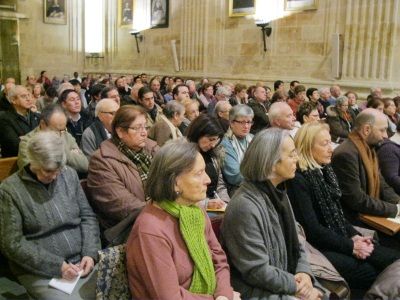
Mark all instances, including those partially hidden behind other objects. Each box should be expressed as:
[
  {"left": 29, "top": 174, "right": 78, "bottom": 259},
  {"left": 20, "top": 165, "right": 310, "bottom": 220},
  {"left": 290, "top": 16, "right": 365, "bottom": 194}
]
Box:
[{"left": 175, "top": 190, "right": 182, "bottom": 197}]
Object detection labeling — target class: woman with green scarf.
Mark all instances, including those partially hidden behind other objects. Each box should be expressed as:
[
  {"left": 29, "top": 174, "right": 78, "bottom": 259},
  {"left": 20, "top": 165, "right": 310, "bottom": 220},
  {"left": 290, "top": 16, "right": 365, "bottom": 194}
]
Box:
[{"left": 126, "top": 139, "right": 239, "bottom": 300}]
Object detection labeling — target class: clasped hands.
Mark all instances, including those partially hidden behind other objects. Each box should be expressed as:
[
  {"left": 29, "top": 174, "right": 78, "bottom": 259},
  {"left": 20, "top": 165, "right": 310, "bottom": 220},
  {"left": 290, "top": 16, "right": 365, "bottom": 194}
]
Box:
[
  {"left": 352, "top": 235, "right": 374, "bottom": 259},
  {"left": 61, "top": 256, "right": 94, "bottom": 281},
  {"left": 295, "top": 272, "right": 322, "bottom": 300}
]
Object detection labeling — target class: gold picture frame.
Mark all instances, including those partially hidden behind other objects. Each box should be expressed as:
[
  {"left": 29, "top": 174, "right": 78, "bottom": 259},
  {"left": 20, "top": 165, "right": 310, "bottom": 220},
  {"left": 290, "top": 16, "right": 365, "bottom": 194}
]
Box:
[
  {"left": 43, "top": 0, "right": 67, "bottom": 25},
  {"left": 229, "top": 0, "right": 256, "bottom": 17},
  {"left": 284, "top": 0, "right": 318, "bottom": 11},
  {"left": 118, "top": 0, "right": 134, "bottom": 28}
]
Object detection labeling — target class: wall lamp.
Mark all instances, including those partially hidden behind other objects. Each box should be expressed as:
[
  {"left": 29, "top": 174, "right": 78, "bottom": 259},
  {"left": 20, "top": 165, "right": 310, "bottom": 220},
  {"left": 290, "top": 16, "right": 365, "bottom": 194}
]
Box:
[
  {"left": 130, "top": 30, "right": 144, "bottom": 53},
  {"left": 256, "top": 22, "right": 272, "bottom": 52}
]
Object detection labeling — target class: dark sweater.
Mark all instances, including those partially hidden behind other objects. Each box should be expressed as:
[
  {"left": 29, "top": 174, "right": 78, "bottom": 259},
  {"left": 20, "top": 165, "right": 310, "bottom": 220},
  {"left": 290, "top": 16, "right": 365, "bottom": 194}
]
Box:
[
  {"left": 377, "top": 139, "right": 400, "bottom": 195},
  {"left": 0, "top": 166, "right": 100, "bottom": 278},
  {"left": 287, "top": 171, "right": 358, "bottom": 255}
]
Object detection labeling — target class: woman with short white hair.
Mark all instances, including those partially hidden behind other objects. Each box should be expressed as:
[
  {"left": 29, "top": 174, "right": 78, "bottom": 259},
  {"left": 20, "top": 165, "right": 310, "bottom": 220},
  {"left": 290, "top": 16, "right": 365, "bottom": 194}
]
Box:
[{"left": 0, "top": 131, "right": 100, "bottom": 299}]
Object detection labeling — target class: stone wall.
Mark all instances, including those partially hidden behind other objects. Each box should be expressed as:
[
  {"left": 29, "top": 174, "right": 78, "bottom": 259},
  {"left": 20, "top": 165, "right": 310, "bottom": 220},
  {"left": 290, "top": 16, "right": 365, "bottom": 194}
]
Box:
[{"left": 12, "top": 0, "right": 400, "bottom": 97}]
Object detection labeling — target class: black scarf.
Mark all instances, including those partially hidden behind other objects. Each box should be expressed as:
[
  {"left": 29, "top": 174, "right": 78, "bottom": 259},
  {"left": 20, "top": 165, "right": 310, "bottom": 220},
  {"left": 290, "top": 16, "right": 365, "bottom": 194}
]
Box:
[
  {"left": 255, "top": 180, "right": 300, "bottom": 274},
  {"left": 301, "top": 165, "right": 348, "bottom": 237},
  {"left": 201, "top": 151, "right": 219, "bottom": 199}
]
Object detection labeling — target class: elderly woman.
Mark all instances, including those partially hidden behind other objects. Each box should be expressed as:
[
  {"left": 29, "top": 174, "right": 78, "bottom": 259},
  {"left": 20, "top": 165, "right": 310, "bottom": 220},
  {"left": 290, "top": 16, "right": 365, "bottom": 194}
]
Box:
[
  {"left": 87, "top": 105, "right": 159, "bottom": 246},
  {"left": 0, "top": 131, "right": 100, "bottom": 299},
  {"left": 220, "top": 104, "right": 254, "bottom": 196},
  {"left": 126, "top": 139, "right": 239, "bottom": 300},
  {"left": 345, "top": 91, "right": 361, "bottom": 116},
  {"left": 148, "top": 100, "right": 185, "bottom": 146},
  {"left": 186, "top": 114, "right": 229, "bottom": 209},
  {"left": 287, "top": 122, "right": 400, "bottom": 291},
  {"left": 326, "top": 96, "right": 355, "bottom": 143},
  {"left": 296, "top": 102, "right": 320, "bottom": 124},
  {"left": 222, "top": 128, "right": 325, "bottom": 300},
  {"left": 382, "top": 98, "right": 398, "bottom": 137}
]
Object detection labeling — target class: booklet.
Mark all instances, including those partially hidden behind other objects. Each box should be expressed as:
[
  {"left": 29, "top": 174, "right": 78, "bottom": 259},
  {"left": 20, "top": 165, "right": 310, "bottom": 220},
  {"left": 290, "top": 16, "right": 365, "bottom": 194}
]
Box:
[{"left": 48, "top": 270, "right": 83, "bottom": 295}]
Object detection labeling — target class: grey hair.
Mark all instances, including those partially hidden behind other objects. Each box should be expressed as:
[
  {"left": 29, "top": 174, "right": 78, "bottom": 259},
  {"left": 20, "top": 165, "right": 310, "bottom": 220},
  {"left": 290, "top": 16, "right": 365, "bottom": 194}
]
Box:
[
  {"left": 268, "top": 102, "right": 290, "bottom": 124},
  {"left": 229, "top": 104, "right": 254, "bottom": 121},
  {"left": 215, "top": 86, "right": 230, "bottom": 97},
  {"left": 241, "top": 128, "right": 291, "bottom": 181},
  {"left": 7, "top": 85, "right": 25, "bottom": 100},
  {"left": 27, "top": 131, "right": 67, "bottom": 170},
  {"left": 145, "top": 138, "right": 199, "bottom": 202},
  {"left": 95, "top": 98, "right": 119, "bottom": 117},
  {"left": 162, "top": 100, "right": 185, "bottom": 119},
  {"left": 318, "top": 87, "right": 330, "bottom": 94},
  {"left": 336, "top": 95, "right": 348, "bottom": 107},
  {"left": 353, "top": 109, "right": 377, "bottom": 130},
  {"left": 214, "top": 101, "right": 231, "bottom": 115}
]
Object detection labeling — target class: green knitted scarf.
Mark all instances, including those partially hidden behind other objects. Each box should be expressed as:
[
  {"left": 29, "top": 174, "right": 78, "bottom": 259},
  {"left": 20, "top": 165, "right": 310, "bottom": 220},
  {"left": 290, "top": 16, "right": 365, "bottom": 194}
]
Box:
[{"left": 159, "top": 201, "right": 216, "bottom": 295}]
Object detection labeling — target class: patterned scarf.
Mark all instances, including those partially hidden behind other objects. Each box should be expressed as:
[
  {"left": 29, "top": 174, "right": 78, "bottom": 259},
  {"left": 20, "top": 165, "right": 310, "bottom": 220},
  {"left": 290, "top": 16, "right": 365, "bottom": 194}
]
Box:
[
  {"left": 301, "top": 165, "right": 348, "bottom": 237},
  {"left": 112, "top": 136, "right": 152, "bottom": 185},
  {"left": 158, "top": 201, "right": 216, "bottom": 295}
]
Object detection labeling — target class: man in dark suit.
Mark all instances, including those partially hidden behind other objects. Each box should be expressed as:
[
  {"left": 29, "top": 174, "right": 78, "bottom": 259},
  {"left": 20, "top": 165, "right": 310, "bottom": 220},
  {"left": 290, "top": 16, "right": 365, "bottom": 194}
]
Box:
[
  {"left": 0, "top": 85, "right": 40, "bottom": 157},
  {"left": 332, "top": 108, "right": 400, "bottom": 225}
]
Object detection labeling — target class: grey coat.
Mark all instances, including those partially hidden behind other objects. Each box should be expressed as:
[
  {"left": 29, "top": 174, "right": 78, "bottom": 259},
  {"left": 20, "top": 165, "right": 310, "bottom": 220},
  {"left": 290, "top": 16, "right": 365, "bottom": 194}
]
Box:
[
  {"left": 221, "top": 180, "right": 313, "bottom": 300},
  {"left": 0, "top": 166, "right": 100, "bottom": 278}
]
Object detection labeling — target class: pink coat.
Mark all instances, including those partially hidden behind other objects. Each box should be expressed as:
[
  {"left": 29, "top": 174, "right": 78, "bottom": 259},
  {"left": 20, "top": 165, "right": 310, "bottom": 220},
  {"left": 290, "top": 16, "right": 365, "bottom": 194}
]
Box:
[{"left": 87, "top": 139, "right": 159, "bottom": 230}]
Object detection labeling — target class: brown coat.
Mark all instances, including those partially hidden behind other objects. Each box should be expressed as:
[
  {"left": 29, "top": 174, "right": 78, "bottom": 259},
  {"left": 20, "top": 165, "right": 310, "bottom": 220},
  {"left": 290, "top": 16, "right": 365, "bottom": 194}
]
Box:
[{"left": 87, "top": 139, "right": 159, "bottom": 230}]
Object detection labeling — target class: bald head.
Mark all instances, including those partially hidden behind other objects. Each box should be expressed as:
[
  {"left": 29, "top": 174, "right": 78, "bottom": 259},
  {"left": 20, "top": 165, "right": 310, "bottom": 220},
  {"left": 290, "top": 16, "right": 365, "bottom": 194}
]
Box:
[
  {"left": 354, "top": 108, "right": 388, "bottom": 145},
  {"left": 269, "top": 102, "right": 296, "bottom": 130}
]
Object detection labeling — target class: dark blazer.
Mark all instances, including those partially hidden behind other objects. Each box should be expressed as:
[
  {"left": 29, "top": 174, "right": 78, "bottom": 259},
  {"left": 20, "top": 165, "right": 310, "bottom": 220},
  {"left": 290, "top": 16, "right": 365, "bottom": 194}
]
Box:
[
  {"left": 0, "top": 109, "right": 40, "bottom": 157},
  {"left": 377, "top": 139, "right": 400, "bottom": 195},
  {"left": 326, "top": 106, "right": 355, "bottom": 143},
  {"left": 331, "top": 138, "right": 399, "bottom": 223},
  {"left": 247, "top": 99, "right": 270, "bottom": 134}
]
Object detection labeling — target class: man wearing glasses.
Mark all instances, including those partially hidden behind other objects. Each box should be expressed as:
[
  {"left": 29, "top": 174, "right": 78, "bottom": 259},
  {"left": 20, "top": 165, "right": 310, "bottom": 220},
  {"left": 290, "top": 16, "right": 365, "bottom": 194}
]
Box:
[
  {"left": 18, "top": 104, "right": 88, "bottom": 177},
  {"left": 81, "top": 98, "right": 120, "bottom": 158},
  {"left": 0, "top": 85, "right": 40, "bottom": 157}
]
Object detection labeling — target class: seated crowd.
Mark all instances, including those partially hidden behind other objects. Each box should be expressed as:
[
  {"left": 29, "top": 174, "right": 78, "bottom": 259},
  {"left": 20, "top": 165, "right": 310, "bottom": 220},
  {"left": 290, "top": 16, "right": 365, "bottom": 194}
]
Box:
[{"left": 1, "top": 72, "right": 400, "bottom": 299}]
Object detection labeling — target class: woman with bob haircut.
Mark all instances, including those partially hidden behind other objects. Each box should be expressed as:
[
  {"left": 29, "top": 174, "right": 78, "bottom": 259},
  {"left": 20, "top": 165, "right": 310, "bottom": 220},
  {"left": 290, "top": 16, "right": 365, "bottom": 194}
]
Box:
[
  {"left": 287, "top": 122, "right": 400, "bottom": 291},
  {"left": 221, "top": 128, "right": 325, "bottom": 300},
  {"left": 0, "top": 131, "right": 100, "bottom": 299},
  {"left": 126, "top": 139, "right": 240, "bottom": 300},
  {"left": 87, "top": 105, "right": 159, "bottom": 245},
  {"left": 186, "top": 114, "right": 229, "bottom": 207},
  {"left": 326, "top": 96, "right": 355, "bottom": 143},
  {"left": 148, "top": 100, "right": 185, "bottom": 146}
]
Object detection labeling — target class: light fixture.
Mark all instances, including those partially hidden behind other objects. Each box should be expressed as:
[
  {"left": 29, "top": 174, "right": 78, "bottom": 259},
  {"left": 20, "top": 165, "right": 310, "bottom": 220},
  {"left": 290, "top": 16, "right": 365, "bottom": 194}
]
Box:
[
  {"left": 130, "top": 30, "right": 143, "bottom": 53},
  {"left": 256, "top": 22, "right": 272, "bottom": 52}
]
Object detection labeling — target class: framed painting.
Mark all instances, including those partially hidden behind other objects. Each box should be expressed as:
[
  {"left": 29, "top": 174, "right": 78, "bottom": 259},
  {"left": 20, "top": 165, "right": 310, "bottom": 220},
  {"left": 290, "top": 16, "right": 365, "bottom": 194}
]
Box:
[
  {"left": 151, "top": 0, "right": 169, "bottom": 28},
  {"left": 284, "top": 0, "right": 318, "bottom": 11},
  {"left": 229, "top": 0, "right": 256, "bottom": 17},
  {"left": 119, "top": 0, "right": 134, "bottom": 28},
  {"left": 44, "top": 0, "right": 67, "bottom": 25}
]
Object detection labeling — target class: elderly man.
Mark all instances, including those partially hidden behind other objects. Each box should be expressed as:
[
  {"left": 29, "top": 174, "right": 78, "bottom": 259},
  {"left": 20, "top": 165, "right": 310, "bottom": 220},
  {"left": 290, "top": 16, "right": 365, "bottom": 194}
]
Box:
[
  {"left": 269, "top": 102, "right": 296, "bottom": 131},
  {"left": 207, "top": 86, "right": 230, "bottom": 116},
  {"left": 122, "top": 82, "right": 143, "bottom": 106},
  {"left": 18, "top": 104, "right": 88, "bottom": 174},
  {"left": 332, "top": 108, "right": 400, "bottom": 226},
  {"left": 186, "top": 79, "right": 200, "bottom": 101},
  {"left": 329, "top": 85, "right": 342, "bottom": 105},
  {"left": 318, "top": 87, "right": 331, "bottom": 115},
  {"left": 248, "top": 86, "right": 270, "bottom": 134},
  {"left": 0, "top": 85, "right": 40, "bottom": 157},
  {"left": 81, "top": 99, "right": 120, "bottom": 158},
  {"left": 214, "top": 100, "right": 232, "bottom": 132},
  {"left": 0, "top": 77, "right": 16, "bottom": 111}
]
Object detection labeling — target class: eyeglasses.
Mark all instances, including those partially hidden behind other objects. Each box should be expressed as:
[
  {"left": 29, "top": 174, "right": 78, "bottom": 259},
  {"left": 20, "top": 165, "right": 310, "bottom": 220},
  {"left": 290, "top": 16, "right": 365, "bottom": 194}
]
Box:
[
  {"left": 101, "top": 111, "right": 117, "bottom": 116},
  {"left": 125, "top": 125, "right": 151, "bottom": 132},
  {"left": 52, "top": 128, "right": 67, "bottom": 136},
  {"left": 232, "top": 120, "right": 254, "bottom": 126}
]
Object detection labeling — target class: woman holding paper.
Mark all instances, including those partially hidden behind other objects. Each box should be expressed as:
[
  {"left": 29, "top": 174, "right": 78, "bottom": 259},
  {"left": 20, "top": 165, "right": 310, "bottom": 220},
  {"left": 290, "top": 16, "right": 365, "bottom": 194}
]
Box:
[
  {"left": 126, "top": 139, "right": 240, "bottom": 300},
  {"left": 0, "top": 131, "right": 100, "bottom": 299},
  {"left": 186, "top": 114, "right": 229, "bottom": 209},
  {"left": 287, "top": 122, "right": 400, "bottom": 290}
]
